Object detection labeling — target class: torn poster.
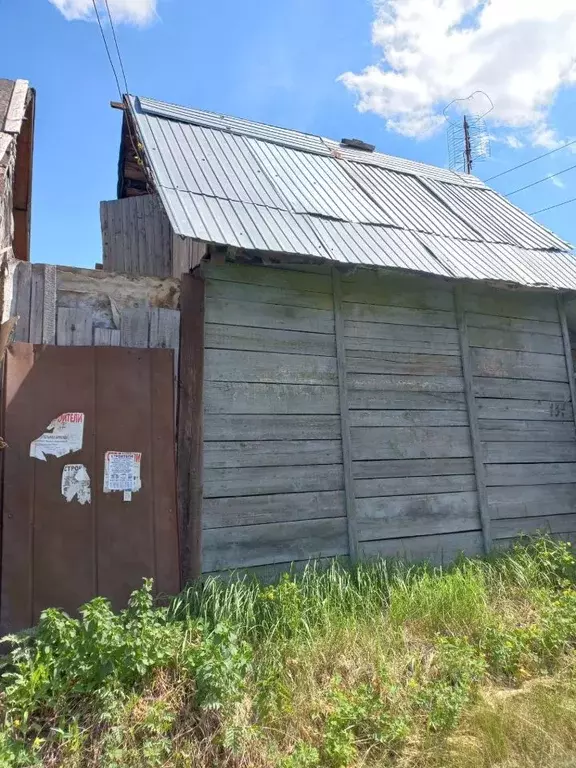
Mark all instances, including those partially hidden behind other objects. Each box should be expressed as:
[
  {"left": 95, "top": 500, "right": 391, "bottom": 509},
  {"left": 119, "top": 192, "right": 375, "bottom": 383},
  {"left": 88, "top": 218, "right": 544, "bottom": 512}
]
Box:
[
  {"left": 30, "top": 413, "right": 84, "bottom": 461},
  {"left": 61, "top": 464, "right": 91, "bottom": 505},
  {"left": 103, "top": 451, "right": 142, "bottom": 495}
]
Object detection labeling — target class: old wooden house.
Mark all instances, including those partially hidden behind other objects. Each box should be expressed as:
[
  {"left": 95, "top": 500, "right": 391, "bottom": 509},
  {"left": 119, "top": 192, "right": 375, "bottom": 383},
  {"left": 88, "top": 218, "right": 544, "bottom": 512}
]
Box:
[
  {"left": 96, "top": 96, "right": 576, "bottom": 579},
  {"left": 0, "top": 79, "right": 34, "bottom": 318}
]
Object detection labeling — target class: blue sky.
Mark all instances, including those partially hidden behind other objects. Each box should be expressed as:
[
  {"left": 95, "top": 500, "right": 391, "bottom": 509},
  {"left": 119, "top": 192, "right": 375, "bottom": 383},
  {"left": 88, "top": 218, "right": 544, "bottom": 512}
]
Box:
[{"left": 1, "top": 0, "right": 576, "bottom": 268}]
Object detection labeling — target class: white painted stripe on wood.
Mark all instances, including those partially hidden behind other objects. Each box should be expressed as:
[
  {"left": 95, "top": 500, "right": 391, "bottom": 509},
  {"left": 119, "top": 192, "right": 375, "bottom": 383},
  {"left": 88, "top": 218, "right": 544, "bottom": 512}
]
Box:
[
  {"left": 478, "top": 419, "right": 576, "bottom": 441},
  {"left": 56, "top": 308, "right": 92, "bottom": 346},
  {"left": 350, "top": 409, "right": 468, "bottom": 427},
  {"left": 488, "top": 484, "right": 576, "bottom": 519},
  {"left": 471, "top": 348, "right": 568, "bottom": 382},
  {"left": 465, "top": 312, "right": 561, "bottom": 337},
  {"left": 29, "top": 266, "right": 44, "bottom": 344},
  {"left": 468, "top": 326, "right": 564, "bottom": 355},
  {"left": 206, "top": 277, "right": 334, "bottom": 310},
  {"left": 348, "top": 373, "right": 465, "bottom": 393},
  {"left": 206, "top": 297, "right": 335, "bottom": 334},
  {"left": 205, "top": 349, "right": 338, "bottom": 385},
  {"left": 357, "top": 491, "right": 480, "bottom": 540},
  {"left": 204, "top": 439, "right": 342, "bottom": 468},
  {"left": 204, "top": 382, "right": 339, "bottom": 415},
  {"left": 205, "top": 323, "right": 336, "bottom": 357},
  {"left": 203, "top": 490, "right": 346, "bottom": 529},
  {"left": 204, "top": 464, "right": 344, "bottom": 498},
  {"left": 356, "top": 474, "right": 476, "bottom": 498},
  {"left": 205, "top": 414, "right": 341, "bottom": 441},
  {"left": 343, "top": 302, "right": 457, "bottom": 329},
  {"left": 202, "top": 262, "right": 332, "bottom": 294},
  {"left": 474, "top": 377, "right": 571, "bottom": 401},
  {"left": 486, "top": 463, "right": 576, "bottom": 487},
  {"left": 202, "top": 517, "right": 349, "bottom": 571},
  {"left": 353, "top": 457, "right": 474, "bottom": 480},
  {"left": 482, "top": 441, "right": 576, "bottom": 464},
  {"left": 351, "top": 426, "right": 472, "bottom": 460},
  {"left": 477, "top": 398, "right": 573, "bottom": 421},
  {"left": 42, "top": 265, "right": 57, "bottom": 344},
  {"left": 359, "top": 531, "right": 484, "bottom": 565},
  {"left": 348, "top": 390, "right": 467, "bottom": 411}
]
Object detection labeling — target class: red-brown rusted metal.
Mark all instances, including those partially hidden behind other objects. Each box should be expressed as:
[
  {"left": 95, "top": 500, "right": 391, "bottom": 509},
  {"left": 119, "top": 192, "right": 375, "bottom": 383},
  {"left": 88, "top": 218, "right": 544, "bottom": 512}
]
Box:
[{"left": 1, "top": 343, "right": 179, "bottom": 633}]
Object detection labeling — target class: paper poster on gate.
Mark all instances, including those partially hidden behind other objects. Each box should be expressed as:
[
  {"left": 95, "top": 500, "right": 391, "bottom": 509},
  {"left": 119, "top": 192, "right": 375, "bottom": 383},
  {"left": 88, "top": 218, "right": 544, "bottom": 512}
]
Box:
[
  {"left": 30, "top": 413, "right": 84, "bottom": 461},
  {"left": 103, "top": 451, "right": 142, "bottom": 497},
  {"left": 61, "top": 464, "right": 91, "bottom": 505}
]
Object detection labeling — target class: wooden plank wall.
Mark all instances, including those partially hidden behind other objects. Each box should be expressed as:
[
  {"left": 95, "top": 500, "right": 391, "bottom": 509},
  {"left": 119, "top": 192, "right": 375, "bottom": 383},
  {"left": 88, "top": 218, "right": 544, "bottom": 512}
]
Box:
[
  {"left": 100, "top": 195, "right": 172, "bottom": 277},
  {"left": 201, "top": 262, "right": 348, "bottom": 573},
  {"left": 11, "top": 263, "right": 180, "bottom": 364},
  {"left": 201, "top": 261, "right": 576, "bottom": 574}
]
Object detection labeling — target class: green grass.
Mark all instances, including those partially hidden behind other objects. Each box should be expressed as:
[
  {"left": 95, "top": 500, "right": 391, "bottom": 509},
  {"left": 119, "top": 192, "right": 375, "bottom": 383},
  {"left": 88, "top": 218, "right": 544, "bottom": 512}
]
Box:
[{"left": 2, "top": 536, "right": 576, "bottom": 766}]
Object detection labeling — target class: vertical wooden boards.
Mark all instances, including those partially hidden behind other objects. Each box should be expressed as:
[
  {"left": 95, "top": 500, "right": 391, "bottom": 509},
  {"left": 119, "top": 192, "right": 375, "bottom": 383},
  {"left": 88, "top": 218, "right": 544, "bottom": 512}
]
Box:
[
  {"left": 56, "top": 308, "right": 92, "bottom": 346},
  {"left": 28, "top": 265, "right": 57, "bottom": 344},
  {"left": 333, "top": 268, "right": 358, "bottom": 562},
  {"left": 464, "top": 288, "right": 576, "bottom": 545},
  {"left": 455, "top": 286, "right": 491, "bottom": 553},
  {"left": 12, "top": 261, "right": 31, "bottom": 342},
  {"left": 178, "top": 272, "right": 205, "bottom": 582},
  {"left": 94, "top": 328, "right": 121, "bottom": 346}
]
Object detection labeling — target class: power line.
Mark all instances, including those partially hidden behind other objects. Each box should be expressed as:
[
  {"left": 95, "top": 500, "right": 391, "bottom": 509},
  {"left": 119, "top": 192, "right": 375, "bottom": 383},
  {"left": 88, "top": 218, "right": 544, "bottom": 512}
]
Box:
[
  {"left": 530, "top": 196, "right": 576, "bottom": 216},
  {"left": 103, "top": 0, "right": 130, "bottom": 95},
  {"left": 484, "top": 137, "right": 576, "bottom": 183},
  {"left": 504, "top": 160, "right": 576, "bottom": 197},
  {"left": 91, "top": 0, "right": 123, "bottom": 99}
]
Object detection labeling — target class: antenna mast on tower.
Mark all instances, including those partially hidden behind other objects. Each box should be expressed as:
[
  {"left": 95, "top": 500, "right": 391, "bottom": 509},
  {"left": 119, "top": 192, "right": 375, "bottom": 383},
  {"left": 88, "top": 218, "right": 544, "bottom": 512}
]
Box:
[{"left": 444, "top": 91, "right": 493, "bottom": 174}]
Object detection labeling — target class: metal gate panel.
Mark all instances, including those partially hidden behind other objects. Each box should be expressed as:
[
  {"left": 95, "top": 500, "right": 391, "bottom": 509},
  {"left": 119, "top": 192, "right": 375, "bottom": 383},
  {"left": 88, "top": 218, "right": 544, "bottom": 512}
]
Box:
[{"left": 1, "top": 343, "right": 179, "bottom": 633}]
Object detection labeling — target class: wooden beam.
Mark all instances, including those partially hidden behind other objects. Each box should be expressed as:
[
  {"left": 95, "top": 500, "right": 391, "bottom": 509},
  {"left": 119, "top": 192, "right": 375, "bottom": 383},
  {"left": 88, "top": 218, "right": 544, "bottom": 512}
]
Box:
[
  {"left": 557, "top": 294, "right": 576, "bottom": 436},
  {"left": 110, "top": 101, "right": 125, "bottom": 110},
  {"left": 177, "top": 271, "right": 205, "bottom": 582},
  {"left": 332, "top": 267, "right": 359, "bottom": 562},
  {"left": 455, "top": 285, "right": 492, "bottom": 553}
]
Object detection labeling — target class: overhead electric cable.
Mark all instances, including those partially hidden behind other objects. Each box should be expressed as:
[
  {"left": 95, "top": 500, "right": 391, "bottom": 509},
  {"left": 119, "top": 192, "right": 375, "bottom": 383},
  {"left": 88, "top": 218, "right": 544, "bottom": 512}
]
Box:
[
  {"left": 530, "top": 196, "right": 576, "bottom": 216},
  {"left": 91, "top": 0, "right": 123, "bottom": 99},
  {"left": 484, "top": 137, "right": 576, "bottom": 183},
  {"left": 504, "top": 161, "right": 576, "bottom": 197},
  {"left": 103, "top": 0, "right": 130, "bottom": 95}
]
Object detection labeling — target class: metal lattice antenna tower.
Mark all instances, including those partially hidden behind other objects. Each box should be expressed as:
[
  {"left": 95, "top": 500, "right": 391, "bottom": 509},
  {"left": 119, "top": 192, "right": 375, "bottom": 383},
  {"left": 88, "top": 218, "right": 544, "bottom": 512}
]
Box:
[{"left": 444, "top": 91, "right": 493, "bottom": 174}]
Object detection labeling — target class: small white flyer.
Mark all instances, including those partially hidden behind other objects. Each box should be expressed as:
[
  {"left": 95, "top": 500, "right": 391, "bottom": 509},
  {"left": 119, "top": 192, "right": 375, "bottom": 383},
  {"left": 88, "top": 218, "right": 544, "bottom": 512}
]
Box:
[
  {"left": 61, "top": 464, "right": 91, "bottom": 505},
  {"left": 30, "top": 413, "right": 84, "bottom": 461},
  {"left": 103, "top": 451, "right": 142, "bottom": 496}
]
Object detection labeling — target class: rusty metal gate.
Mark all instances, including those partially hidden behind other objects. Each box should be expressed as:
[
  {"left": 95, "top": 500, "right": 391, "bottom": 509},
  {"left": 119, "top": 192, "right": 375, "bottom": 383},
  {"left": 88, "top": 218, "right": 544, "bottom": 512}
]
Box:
[{"left": 1, "top": 343, "right": 179, "bottom": 633}]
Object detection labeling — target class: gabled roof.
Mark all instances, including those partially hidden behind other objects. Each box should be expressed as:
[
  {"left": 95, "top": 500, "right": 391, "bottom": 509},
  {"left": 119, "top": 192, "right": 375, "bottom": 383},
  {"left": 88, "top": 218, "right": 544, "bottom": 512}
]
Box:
[{"left": 125, "top": 94, "right": 576, "bottom": 290}]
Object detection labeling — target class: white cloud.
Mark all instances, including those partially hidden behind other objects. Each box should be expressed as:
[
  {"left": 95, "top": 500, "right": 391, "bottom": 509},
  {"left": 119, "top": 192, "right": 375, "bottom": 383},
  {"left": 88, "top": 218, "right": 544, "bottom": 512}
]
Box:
[
  {"left": 547, "top": 173, "right": 565, "bottom": 188},
  {"left": 49, "top": 0, "right": 156, "bottom": 25},
  {"left": 505, "top": 135, "right": 524, "bottom": 150},
  {"left": 340, "top": 0, "right": 576, "bottom": 141}
]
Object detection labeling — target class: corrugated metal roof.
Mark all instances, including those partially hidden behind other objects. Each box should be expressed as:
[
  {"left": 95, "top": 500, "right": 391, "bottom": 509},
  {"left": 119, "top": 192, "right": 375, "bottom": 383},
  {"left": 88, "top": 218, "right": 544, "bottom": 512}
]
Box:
[{"left": 128, "top": 94, "right": 576, "bottom": 291}]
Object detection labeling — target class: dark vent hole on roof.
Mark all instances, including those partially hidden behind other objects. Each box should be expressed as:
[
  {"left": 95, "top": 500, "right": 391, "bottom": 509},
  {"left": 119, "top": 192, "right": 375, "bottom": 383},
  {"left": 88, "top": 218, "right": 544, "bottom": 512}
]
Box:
[{"left": 341, "top": 138, "right": 376, "bottom": 152}]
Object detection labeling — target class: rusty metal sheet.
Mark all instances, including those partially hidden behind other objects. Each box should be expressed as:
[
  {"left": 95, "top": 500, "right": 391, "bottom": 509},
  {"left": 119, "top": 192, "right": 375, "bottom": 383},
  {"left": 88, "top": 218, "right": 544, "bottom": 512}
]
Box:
[{"left": 1, "top": 343, "right": 179, "bottom": 633}]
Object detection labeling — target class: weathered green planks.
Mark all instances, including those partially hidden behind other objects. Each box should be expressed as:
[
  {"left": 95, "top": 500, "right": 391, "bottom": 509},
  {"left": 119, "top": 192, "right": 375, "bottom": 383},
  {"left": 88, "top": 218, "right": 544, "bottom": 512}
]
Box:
[
  {"left": 203, "top": 518, "right": 349, "bottom": 571},
  {"left": 471, "top": 348, "right": 568, "bottom": 382},
  {"left": 348, "top": 373, "right": 465, "bottom": 393},
  {"left": 205, "top": 323, "right": 336, "bottom": 357},
  {"left": 465, "top": 312, "right": 561, "bottom": 337},
  {"left": 486, "top": 463, "right": 576, "bottom": 487},
  {"left": 206, "top": 277, "right": 335, "bottom": 310},
  {"left": 355, "top": 474, "right": 476, "bottom": 498},
  {"left": 351, "top": 426, "right": 472, "bottom": 461},
  {"left": 205, "top": 382, "right": 339, "bottom": 415},
  {"left": 467, "top": 326, "right": 564, "bottom": 355},
  {"left": 204, "top": 464, "right": 344, "bottom": 498},
  {"left": 204, "top": 439, "right": 343, "bottom": 468},
  {"left": 340, "top": 274, "right": 454, "bottom": 311},
  {"left": 348, "top": 390, "right": 467, "bottom": 411},
  {"left": 202, "top": 262, "right": 332, "bottom": 294},
  {"left": 478, "top": 419, "right": 576, "bottom": 441},
  {"left": 205, "top": 414, "right": 341, "bottom": 441},
  {"left": 488, "top": 484, "right": 576, "bottom": 520},
  {"left": 482, "top": 441, "right": 576, "bottom": 464},
  {"left": 476, "top": 398, "right": 573, "bottom": 421},
  {"left": 343, "top": 302, "right": 457, "bottom": 329},
  {"left": 203, "top": 490, "right": 346, "bottom": 529},
  {"left": 353, "top": 457, "right": 474, "bottom": 480},
  {"left": 492, "top": 514, "right": 576, "bottom": 539},
  {"left": 205, "top": 349, "right": 338, "bottom": 385},
  {"left": 345, "top": 320, "right": 459, "bottom": 346},
  {"left": 345, "top": 334, "right": 461, "bottom": 357},
  {"left": 206, "top": 297, "right": 335, "bottom": 334},
  {"left": 357, "top": 492, "right": 480, "bottom": 540},
  {"left": 346, "top": 353, "right": 462, "bottom": 376},
  {"left": 474, "top": 377, "right": 571, "bottom": 401},
  {"left": 463, "top": 288, "right": 558, "bottom": 323},
  {"left": 359, "top": 531, "right": 484, "bottom": 565},
  {"left": 350, "top": 410, "right": 468, "bottom": 427}
]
